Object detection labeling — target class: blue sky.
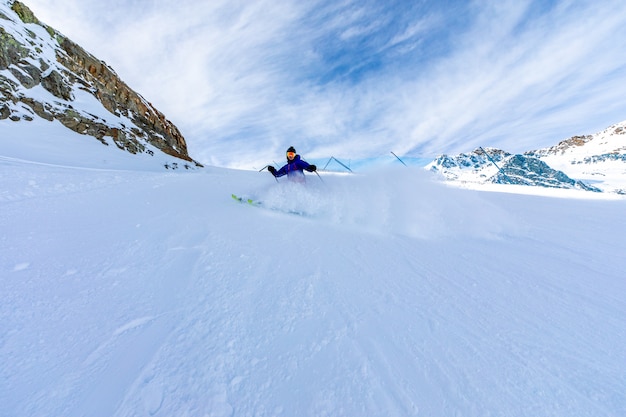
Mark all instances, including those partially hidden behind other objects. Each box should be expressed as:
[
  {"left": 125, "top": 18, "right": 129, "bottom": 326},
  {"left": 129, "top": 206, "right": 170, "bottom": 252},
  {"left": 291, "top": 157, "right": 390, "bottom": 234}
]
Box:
[{"left": 25, "top": 0, "right": 626, "bottom": 168}]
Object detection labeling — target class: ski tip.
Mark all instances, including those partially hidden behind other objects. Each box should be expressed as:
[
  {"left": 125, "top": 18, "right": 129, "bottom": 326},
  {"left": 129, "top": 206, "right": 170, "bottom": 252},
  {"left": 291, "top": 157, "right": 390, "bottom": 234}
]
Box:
[{"left": 232, "top": 194, "right": 260, "bottom": 206}]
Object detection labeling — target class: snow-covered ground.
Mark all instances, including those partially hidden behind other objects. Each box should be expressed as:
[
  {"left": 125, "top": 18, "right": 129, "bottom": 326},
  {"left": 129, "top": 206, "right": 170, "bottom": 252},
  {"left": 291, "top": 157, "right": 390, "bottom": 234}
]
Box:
[{"left": 1, "top": 125, "right": 626, "bottom": 417}]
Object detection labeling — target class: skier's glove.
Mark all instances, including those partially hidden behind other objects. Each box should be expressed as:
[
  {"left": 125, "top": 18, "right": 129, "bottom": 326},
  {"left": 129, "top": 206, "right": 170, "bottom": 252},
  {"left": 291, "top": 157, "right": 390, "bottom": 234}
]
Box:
[
  {"left": 267, "top": 166, "right": 276, "bottom": 176},
  {"left": 306, "top": 164, "right": 317, "bottom": 172}
]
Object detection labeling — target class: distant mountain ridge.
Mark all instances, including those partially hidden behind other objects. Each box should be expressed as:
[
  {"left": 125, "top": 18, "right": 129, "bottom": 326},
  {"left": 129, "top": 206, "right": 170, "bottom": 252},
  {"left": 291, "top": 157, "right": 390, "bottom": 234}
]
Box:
[
  {"left": 427, "top": 120, "right": 626, "bottom": 194},
  {"left": 0, "top": 0, "right": 201, "bottom": 168}
]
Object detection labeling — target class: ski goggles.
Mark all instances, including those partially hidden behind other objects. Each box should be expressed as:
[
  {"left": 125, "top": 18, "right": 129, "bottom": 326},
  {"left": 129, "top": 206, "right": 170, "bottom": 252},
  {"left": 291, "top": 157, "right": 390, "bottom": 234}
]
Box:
[{"left": 286, "top": 151, "right": 296, "bottom": 158}]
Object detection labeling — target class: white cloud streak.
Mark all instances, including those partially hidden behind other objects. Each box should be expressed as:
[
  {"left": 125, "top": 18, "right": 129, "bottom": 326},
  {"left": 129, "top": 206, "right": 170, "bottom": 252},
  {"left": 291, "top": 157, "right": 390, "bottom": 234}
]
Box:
[{"left": 24, "top": 0, "right": 626, "bottom": 168}]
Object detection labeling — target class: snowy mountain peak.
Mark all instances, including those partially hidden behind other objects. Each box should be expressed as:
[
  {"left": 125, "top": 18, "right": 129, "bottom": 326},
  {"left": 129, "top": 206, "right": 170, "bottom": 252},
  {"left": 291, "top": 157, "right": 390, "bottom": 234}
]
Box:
[
  {"left": 527, "top": 120, "right": 626, "bottom": 159},
  {"left": 526, "top": 120, "right": 626, "bottom": 194},
  {"left": 0, "top": 0, "right": 201, "bottom": 168},
  {"left": 427, "top": 147, "right": 599, "bottom": 192},
  {"left": 427, "top": 120, "right": 626, "bottom": 194}
]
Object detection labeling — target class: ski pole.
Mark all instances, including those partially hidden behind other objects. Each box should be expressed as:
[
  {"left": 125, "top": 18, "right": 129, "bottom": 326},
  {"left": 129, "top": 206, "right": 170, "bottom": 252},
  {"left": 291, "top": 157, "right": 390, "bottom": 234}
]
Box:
[
  {"left": 259, "top": 165, "right": 279, "bottom": 182},
  {"left": 391, "top": 151, "right": 407, "bottom": 166}
]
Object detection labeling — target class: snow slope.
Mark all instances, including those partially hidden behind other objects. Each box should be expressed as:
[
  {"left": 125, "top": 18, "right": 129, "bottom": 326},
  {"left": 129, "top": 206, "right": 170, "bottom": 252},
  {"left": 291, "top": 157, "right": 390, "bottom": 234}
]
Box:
[{"left": 1, "top": 137, "right": 626, "bottom": 416}]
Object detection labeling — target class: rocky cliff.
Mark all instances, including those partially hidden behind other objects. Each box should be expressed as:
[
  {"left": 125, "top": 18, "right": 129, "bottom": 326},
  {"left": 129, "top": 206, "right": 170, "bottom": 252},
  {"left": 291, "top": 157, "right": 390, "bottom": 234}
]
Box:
[{"left": 0, "top": 0, "right": 201, "bottom": 168}]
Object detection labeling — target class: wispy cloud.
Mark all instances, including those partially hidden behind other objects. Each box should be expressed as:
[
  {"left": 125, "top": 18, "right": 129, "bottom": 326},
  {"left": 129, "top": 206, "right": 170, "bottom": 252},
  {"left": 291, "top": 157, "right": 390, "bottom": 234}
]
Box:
[{"left": 25, "top": 0, "right": 626, "bottom": 167}]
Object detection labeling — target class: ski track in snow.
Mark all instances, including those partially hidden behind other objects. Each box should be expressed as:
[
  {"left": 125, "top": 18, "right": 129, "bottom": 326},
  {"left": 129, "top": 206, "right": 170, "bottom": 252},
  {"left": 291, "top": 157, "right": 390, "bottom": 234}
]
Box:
[{"left": 1, "top": 162, "right": 625, "bottom": 417}]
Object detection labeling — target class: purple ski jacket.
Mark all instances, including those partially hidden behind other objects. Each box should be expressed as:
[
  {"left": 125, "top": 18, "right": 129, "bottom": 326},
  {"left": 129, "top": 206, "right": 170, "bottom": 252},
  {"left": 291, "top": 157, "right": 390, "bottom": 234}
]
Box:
[{"left": 274, "top": 155, "right": 312, "bottom": 182}]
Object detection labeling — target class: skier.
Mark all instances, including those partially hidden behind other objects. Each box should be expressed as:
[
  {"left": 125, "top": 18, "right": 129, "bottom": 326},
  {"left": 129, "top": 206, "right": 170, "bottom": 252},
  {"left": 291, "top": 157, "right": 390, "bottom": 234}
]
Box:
[{"left": 267, "top": 146, "right": 316, "bottom": 183}]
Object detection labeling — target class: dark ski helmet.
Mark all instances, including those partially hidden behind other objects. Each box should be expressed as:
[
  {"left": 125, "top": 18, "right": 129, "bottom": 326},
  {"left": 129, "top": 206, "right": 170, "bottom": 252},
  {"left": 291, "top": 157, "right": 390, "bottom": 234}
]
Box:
[{"left": 286, "top": 146, "right": 297, "bottom": 160}]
